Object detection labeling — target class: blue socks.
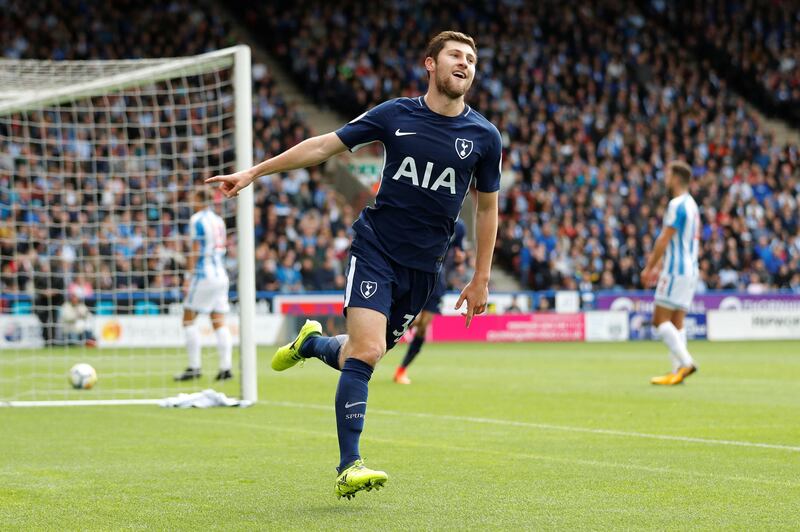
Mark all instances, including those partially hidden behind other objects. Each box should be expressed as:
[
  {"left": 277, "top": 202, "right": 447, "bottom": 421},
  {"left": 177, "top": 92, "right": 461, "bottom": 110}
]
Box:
[
  {"left": 401, "top": 335, "right": 425, "bottom": 368},
  {"left": 335, "top": 358, "right": 373, "bottom": 472},
  {"left": 298, "top": 334, "right": 373, "bottom": 471},
  {"left": 300, "top": 334, "right": 346, "bottom": 370}
]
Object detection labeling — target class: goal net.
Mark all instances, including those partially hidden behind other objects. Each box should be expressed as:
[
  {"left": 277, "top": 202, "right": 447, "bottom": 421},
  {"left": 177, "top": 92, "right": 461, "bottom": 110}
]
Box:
[{"left": 0, "top": 46, "right": 256, "bottom": 406}]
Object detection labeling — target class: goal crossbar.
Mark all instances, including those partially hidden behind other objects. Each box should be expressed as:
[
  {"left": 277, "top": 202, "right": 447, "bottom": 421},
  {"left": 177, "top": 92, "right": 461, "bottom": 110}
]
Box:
[{"left": 0, "top": 46, "right": 245, "bottom": 115}]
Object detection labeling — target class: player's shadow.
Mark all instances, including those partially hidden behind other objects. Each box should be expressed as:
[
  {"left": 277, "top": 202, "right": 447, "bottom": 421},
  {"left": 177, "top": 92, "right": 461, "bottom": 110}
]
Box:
[{"left": 310, "top": 502, "right": 388, "bottom": 513}]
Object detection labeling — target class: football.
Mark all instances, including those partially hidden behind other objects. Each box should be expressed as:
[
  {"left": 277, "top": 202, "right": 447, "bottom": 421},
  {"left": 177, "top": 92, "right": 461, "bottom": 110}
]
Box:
[{"left": 69, "top": 363, "right": 97, "bottom": 390}]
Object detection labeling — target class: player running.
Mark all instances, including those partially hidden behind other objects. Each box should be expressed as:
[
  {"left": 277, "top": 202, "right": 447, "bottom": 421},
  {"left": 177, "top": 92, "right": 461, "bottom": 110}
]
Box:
[
  {"left": 641, "top": 161, "right": 700, "bottom": 385},
  {"left": 394, "top": 218, "right": 466, "bottom": 385},
  {"left": 207, "top": 31, "right": 501, "bottom": 499},
  {"left": 174, "top": 189, "right": 234, "bottom": 382}
]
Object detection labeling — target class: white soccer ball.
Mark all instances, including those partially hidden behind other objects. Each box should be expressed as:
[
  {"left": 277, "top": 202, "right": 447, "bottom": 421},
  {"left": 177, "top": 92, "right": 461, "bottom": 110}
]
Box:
[{"left": 69, "top": 363, "right": 97, "bottom": 390}]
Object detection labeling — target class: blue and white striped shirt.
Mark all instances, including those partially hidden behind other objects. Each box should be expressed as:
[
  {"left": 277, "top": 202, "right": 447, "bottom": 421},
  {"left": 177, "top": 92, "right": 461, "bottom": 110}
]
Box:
[
  {"left": 189, "top": 208, "right": 228, "bottom": 281},
  {"left": 662, "top": 192, "right": 700, "bottom": 277}
]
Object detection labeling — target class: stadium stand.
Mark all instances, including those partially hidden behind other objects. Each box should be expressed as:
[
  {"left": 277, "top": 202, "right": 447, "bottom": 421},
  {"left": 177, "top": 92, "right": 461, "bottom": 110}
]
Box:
[
  {"left": 646, "top": 0, "right": 800, "bottom": 127},
  {"left": 235, "top": 0, "right": 800, "bottom": 293},
  {"left": 0, "top": 0, "right": 357, "bottom": 312}
]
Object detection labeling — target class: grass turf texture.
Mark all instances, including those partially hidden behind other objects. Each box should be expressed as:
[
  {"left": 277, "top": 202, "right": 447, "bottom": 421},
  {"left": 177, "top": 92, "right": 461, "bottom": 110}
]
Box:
[{"left": 2, "top": 341, "right": 799, "bottom": 530}]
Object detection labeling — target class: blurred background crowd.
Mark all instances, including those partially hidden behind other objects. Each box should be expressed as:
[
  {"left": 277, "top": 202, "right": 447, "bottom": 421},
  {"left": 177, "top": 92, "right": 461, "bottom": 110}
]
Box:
[{"left": 1, "top": 0, "right": 799, "bottom": 329}]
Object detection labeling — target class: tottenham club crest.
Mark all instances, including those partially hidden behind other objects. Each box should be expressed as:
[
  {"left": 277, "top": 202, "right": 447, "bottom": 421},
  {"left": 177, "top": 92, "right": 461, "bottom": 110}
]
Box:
[
  {"left": 360, "top": 281, "right": 377, "bottom": 299},
  {"left": 455, "top": 138, "right": 474, "bottom": 160}
]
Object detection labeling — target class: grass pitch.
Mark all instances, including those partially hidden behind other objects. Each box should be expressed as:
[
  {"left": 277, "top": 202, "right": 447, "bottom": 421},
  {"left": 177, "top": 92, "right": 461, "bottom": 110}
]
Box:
[{"left": 2, "top": 340, "right": 799, "bottom": 530}]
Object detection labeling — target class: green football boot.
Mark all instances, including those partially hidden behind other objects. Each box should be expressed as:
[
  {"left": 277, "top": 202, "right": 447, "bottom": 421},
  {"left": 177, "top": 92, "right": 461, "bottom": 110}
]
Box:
[
  {"left": 271, "top": 319, "right": 322, "bottom": 371},
  {"left": 334, "top": 460, "right": 389, "bottom": 500}
]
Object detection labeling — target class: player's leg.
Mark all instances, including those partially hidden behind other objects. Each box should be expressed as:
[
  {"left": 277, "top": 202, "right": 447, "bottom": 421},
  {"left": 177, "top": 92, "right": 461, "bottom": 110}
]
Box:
[
  {"left": 301, "top": 332, "right": 348, "bottom": 370},
  {"left": 652, "top": 274, "right": 697, "bottom": 385},
  {"left": 209, "top": 280, "right": 233, "bottom": 380},
  {"left": 652, "top": 306, "right": 696, "bottom": 385},
  {"left": 333, "top": 308, "right": 389, "bottom": 499},
  {"left": 175, "top": 306, "right": 202, "bottom": 381},
  {"left": 271, "top": 319, "right": 348, "bottom": 372},
  {"left": 670, "top": 310, "right": 697, "bottom": 378},
  {"left": 652, "top": 305, "right": 681, "bottom": 372},
  {"left": 332, "top": 240, "right": 398, "bottom": 498},
  {"left": 395, "top": 271, "right": 442, "bottom": 384},
  {"left": 273, "top": 244, "right": 390, "bottom": 373},
  {"left": 394, "top": 310, "right": 433, "bottom": 384},
  {"left": 210, "top": 312, "right": 233, "bottom": 381}
]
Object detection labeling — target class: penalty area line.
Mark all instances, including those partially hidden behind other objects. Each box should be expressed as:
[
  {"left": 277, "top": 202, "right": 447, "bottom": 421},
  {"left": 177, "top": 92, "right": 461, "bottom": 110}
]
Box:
[{"left": 263, "top": 400, "right": 800, "bottom": 453}]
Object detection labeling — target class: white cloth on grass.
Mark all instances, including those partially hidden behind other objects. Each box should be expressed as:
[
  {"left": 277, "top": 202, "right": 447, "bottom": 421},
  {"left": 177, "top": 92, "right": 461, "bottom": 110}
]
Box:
[{"left": 159, "top": 389, "right": 252, "bottom": 408}]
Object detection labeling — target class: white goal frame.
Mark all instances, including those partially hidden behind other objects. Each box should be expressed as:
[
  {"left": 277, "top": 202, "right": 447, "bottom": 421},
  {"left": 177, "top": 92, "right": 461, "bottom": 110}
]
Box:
[{"left": 0, "top": 46, "right": 256, "bottom": 407}]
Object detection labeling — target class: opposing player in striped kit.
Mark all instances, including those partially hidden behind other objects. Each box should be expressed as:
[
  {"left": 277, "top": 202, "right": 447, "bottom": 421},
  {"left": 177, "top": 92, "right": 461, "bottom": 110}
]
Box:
[
  {"left": 174, "top": 189, "right": 234, "bottom": 382},
  {"left": 642, "top": 161, "right": 700, "bottom": 385}
]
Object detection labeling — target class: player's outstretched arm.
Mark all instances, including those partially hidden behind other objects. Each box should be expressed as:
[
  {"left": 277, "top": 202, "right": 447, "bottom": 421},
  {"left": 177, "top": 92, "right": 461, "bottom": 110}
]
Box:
[
  {"left": 206, "top": 132, "right": 348, "bottom": 198},
  {"left": 641, "top": 226, "right": 676, "bottom": 287},
  {"left": 455, "top": 191, "right": 498, "bottom": 327}
]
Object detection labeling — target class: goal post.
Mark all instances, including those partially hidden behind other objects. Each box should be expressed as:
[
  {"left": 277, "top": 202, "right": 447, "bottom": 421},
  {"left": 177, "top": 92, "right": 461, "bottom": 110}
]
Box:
[
  {"left": 0, "top": 46, "right": 256, "bottom": 406},
  {"left": 234, "top": 46, "right": 256, "bottom": 404}
]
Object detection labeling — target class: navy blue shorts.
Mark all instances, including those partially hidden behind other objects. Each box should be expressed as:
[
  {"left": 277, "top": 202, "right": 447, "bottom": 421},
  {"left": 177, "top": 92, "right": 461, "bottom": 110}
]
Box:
[
  {"left": 422, "top": 274, "right": 446, "bottom": 314},
  {"left": 343, "top": 236, "right": 437, "bottom": 350}
]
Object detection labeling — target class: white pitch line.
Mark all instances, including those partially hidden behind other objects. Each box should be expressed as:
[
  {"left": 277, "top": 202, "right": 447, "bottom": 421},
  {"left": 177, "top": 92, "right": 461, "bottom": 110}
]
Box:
[{"left": 263, "top": 400, "right": 800, "bottom": 453}]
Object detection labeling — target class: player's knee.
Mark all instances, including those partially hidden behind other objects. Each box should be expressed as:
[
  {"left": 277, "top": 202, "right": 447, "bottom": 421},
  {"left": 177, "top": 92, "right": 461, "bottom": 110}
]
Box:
[{"left": 345, "top": 338, "right": 386, "bottom": 366}]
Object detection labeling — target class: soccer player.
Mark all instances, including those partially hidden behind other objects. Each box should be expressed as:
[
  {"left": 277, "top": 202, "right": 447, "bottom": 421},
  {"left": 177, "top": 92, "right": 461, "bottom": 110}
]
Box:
[
  {"left": 641, "top": 161, "right": 699, "bottom": 385},
  {"left": 174, "top": 189, "right": 233, "bottom": 382},
  {"left": 207, "top": 31, "right": 501, "bottom": 499},
  {"left": 394, "top": 218, "right": 466, "bottom": 385}
]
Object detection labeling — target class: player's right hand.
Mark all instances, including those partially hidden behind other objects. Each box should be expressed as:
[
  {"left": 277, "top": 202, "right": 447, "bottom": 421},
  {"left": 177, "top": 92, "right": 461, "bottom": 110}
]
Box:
[
  {"left": 205, "top": 170, "right": 254, "bottom": 198},
  {"left": 641, "top": 267, "right": 659, "bottom": 287}
]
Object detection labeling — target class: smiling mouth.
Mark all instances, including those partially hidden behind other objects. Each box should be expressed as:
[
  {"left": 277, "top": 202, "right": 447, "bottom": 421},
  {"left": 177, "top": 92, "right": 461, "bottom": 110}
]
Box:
[{"left": 453, "top": 71, "right": 467, "bottom": 79}]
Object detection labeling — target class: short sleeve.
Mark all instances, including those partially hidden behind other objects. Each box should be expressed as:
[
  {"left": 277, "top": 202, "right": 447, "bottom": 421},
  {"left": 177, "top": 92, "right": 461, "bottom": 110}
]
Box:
[
  {"left": 664, "top": 199, "right": 686, "bottom": 230},
  {"left": 335, "top": 100, "right": 395, "bottom": 152},
  {"left": 474, "top": 126, "right": 502, "bottom": 193}
]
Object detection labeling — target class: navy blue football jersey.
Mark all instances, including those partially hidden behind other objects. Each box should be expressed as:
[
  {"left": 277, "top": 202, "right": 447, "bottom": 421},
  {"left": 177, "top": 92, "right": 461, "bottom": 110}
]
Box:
[{"left": 336, "top": 96, "right": 501, "bottom": 273}]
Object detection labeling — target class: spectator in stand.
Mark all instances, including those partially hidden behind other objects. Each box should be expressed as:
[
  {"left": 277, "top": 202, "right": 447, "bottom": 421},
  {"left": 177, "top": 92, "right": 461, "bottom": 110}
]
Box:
[
  {"left": 60, "top": 291, "right": 96, "bottom": 346},
  {"left": 33, "top": 259, "right": 65, "bottom": 345}
]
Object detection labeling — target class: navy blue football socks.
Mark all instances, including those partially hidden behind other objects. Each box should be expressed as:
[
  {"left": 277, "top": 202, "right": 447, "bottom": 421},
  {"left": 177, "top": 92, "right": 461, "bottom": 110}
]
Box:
[
  {"left": 400, "top": 335, "right": 425, "bottom": 368},
  {"left": 335, "top": 358, "right": 373, "bottom": 471},
  {"left": 300, "top": 334, "right": 346, "bottom": 371}
]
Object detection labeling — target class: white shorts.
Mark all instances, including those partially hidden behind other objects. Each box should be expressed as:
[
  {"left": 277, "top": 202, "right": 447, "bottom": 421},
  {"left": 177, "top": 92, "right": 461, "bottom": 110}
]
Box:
[
  {"left": 654, "top": 273, "right": 697, "bottom": 312},
  {"left": 184, "top": 277, "right": 230, "bottom": 314}
]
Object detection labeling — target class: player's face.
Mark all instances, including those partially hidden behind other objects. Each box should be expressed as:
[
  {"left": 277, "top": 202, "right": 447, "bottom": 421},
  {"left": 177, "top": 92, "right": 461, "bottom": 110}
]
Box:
[
  {"left": 665, "top": 170, "right": 677, "bottom": 196},
  {"left": 431, "top": 42, "right": 476, "bottom": 99}
]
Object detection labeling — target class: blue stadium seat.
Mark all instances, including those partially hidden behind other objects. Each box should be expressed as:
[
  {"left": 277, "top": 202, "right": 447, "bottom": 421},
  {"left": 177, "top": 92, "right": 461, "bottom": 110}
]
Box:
[
  {"left": 134, "top": 300, "right": 160, "bottom": 315},
  {"left": 11, "top": 301, "right": 32, "bottom": 315},
  {"left": 94, "top": 300, "right": 115, "bottom": 315}
]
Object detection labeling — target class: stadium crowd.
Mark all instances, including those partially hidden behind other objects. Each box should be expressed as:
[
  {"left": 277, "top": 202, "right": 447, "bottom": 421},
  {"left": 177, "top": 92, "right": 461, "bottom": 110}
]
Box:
[
  {"left": 0, "top": 0, "right": 356, "bottom": 332},
  {"left": 647, "top": 0, "right": 800, "bottom": 127},
  {"left": 241, "top": 0, "right": 800, "bottom": 294},
  {"left": 1, "top": 0, "right": 800, "bottom": 330}
]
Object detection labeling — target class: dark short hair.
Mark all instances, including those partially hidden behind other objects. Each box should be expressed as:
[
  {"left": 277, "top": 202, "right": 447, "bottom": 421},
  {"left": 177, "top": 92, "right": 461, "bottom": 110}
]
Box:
[
  {"left": 424, "top": 31, "right": 477, "bottom": 62},
  {"left": 668, "top": 161, "right": 693, "bottom": 185},
  {"left": 194, "top": 187, "right": 212, "bottom": 204}
]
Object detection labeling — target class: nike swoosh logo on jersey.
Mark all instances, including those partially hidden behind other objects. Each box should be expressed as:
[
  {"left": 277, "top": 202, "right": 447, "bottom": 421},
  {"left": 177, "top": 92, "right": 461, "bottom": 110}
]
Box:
[
  {"left": 344, "top": 401, "right": 367, "bottom": 409},
  {"left": 395, "top": 129, "right": 416, "bottom": 136}
]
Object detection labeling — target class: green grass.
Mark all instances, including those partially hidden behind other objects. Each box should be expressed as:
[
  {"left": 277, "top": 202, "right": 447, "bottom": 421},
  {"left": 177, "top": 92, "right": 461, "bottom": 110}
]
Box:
[{"left": 2, "top": 340, "right": 800, "bottom": 530}]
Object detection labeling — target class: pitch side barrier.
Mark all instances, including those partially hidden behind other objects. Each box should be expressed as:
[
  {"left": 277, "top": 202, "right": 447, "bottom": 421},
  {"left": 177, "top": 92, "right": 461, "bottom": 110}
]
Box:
[{"left": 3, "top": 290, "right": 798, "bottom": 343}]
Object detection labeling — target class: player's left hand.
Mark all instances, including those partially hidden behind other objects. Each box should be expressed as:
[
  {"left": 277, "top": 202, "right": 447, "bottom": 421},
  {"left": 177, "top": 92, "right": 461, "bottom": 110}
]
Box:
[{"left": 455, "top": 279, "right": 489, "bottom": 328}]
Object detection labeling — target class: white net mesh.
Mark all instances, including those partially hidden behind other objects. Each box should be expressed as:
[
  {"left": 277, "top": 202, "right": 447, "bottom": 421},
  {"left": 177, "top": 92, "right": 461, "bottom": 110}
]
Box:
[{"left": 0, "top": 50, "right": 248, "bottom": 403}]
